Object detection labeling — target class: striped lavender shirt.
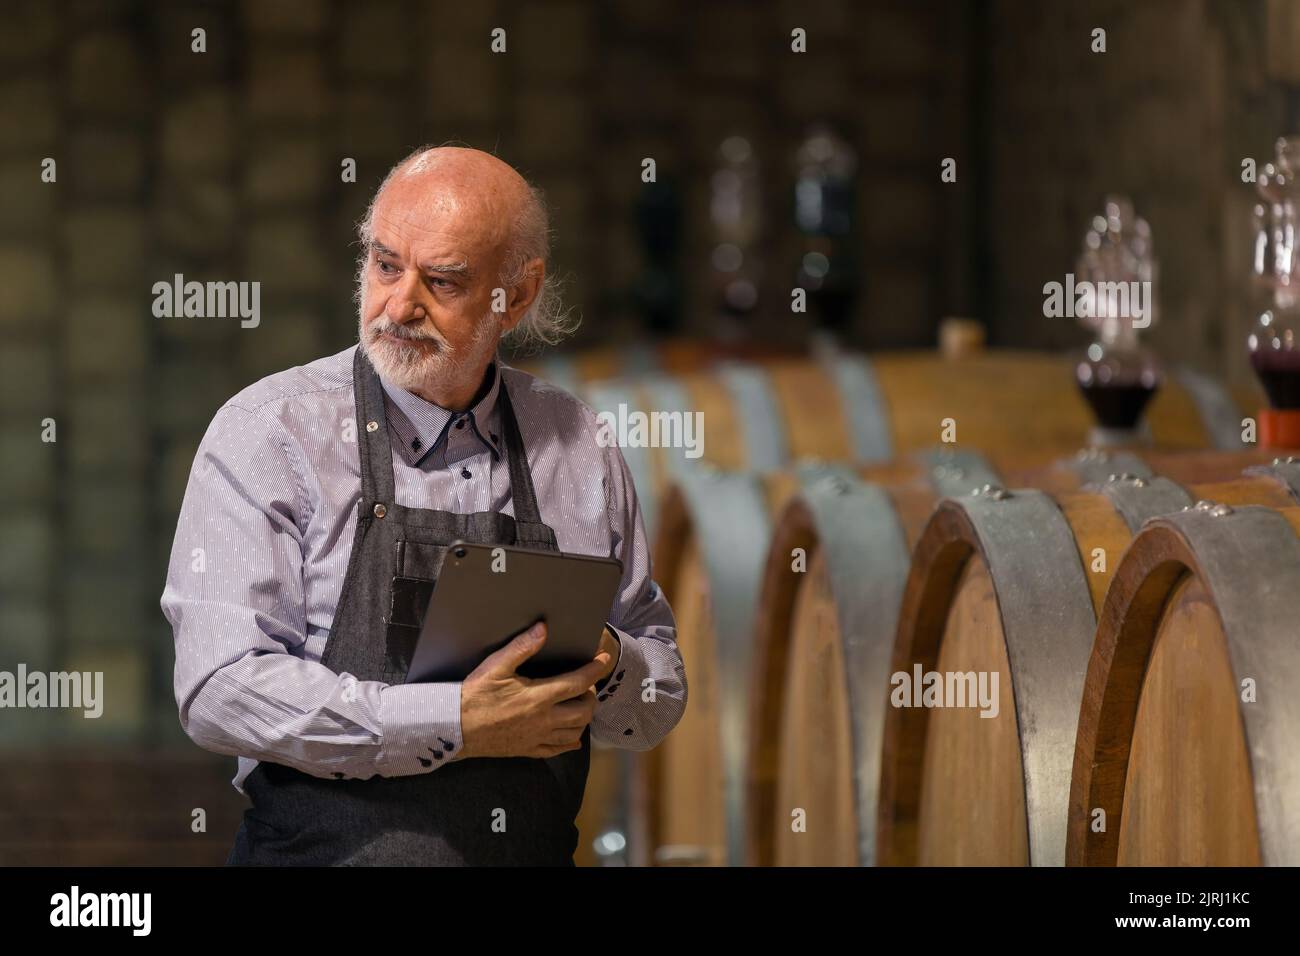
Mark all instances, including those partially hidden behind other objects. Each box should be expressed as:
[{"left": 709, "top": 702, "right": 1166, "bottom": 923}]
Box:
[{"left": 160, "top": 343, "right": 685, "bottom": 793}]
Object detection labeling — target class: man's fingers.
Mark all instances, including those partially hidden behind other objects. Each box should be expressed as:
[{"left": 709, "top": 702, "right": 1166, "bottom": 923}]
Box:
[
  {"left": 550, "top": 691, "right": 597, "bottom": 728},
  {"left": 534, "top": 740, "right": 583, "bottom": 758},
  {"left": 573, "top": 652, "right": 615, "bottom": 687},
  {"left": 534, "top": 653, "right": 613, "bottom": 702},
  {"left": 545, "top": 727, "right": 586, "bottom": 746},
  {"left": 482, "top": 621, "right": 547, "bottom": 676}
]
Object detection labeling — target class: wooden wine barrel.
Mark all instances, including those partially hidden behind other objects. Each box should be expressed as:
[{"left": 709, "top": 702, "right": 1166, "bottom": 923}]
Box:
[
  {"left": 875, "top": 455, "right": 1300, "bottom": 867},
  {"left": 748, "top": 447, "right": 1286, "bottom": 867},
  {"left": 633, "top": 445, "right": 1276, "bottom": 867},
  {"left": 595, "top": 344, "right": 1245, "bottom": 865},
  {"left": 637, "top": 444, "right": 1088, "bottom": 866},
  {"left": 1068, "top": 459, "right": 1300, "bottom": 866},
  {"left": 562, "top": 351, "right": 1248, "bottom": 537}
]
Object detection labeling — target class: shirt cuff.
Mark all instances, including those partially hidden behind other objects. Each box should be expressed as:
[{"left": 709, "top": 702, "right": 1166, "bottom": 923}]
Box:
[
  {"left": 594, "top": 622, "right": 644, "bottom": 706},
  {"left": 375, "top": 681, "right": 463, "bottom": 776}
]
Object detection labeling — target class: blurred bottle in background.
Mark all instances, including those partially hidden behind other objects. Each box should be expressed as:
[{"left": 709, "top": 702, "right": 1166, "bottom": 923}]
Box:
[
  {"left": 793, "top": 125, "right": 859, "bottom": 339},
  {"left": 709, "top": 135, "right": 763, "bottom": 344},
  {"left": 633, "top": 175, "right": 685, "bottom": 336}
]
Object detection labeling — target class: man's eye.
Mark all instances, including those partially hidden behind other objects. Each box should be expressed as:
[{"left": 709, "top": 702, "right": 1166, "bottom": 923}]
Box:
[
  {"left": 430, "top": 278, "right": 453, "bottom": 289},
  {"left": 376, "top": 260, "right": 398, "bottom": 275}
]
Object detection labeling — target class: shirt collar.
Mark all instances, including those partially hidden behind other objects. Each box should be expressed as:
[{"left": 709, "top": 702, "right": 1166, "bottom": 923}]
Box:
[{"left": 378, "top": 359, "right": 503, "bottom": 467}]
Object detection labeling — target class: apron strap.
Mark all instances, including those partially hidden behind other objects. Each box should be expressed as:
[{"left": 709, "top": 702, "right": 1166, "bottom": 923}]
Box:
[
  {"left": 497, "top": 378, "right": 546, "bottom": 526},
  {"left": 353, "top": 347, "right": 396, "bottom": 504}
]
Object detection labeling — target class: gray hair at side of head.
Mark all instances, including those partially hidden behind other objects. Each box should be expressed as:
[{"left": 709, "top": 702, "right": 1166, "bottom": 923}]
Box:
[
  {"left": 495, "top": 181, "right": 581, "bottom": 352},
  {"left": 353, "top": 144, "right": 580, "bottom": 353}
]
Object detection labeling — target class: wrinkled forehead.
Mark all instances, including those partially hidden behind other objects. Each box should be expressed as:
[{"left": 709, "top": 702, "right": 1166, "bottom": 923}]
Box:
[{"left": 370, "top": 161, "right": 519, "bottom": 260}]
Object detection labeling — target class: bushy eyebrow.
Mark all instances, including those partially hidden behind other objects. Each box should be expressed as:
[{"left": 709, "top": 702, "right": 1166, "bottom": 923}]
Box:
[
  {"left": 424, "top": 259, "right": 472, "bottom": 278},
  {"left": 370, "top": 241, "right": 472, "bottom": 279}
]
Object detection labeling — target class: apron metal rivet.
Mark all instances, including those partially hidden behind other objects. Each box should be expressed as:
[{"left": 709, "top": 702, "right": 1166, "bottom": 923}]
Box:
[
  {"left": 373, "top": 503, "right": 387, "bottom": 518},
  {"left": 366, "top": 420, "right": 379, "bottom": 432}
]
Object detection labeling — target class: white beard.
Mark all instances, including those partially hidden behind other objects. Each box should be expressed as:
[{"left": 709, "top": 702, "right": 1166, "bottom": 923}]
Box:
[{"left": 357, "top": 299, "right": 501, "bottom": 398}]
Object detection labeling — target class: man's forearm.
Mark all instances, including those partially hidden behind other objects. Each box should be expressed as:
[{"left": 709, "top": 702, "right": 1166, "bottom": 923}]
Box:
[{"left": 180, "top": 652, "right": 464, "bottom": 778}]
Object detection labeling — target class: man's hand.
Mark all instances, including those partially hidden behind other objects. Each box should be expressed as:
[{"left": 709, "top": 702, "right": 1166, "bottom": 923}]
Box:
[{"left": 459, "top": 622, "right": 617, "bottom": 760}]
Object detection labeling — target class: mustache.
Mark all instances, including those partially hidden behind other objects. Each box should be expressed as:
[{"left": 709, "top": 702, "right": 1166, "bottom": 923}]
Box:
[{"left": 370, "top": 319, "right": 448, "bottom": 348}]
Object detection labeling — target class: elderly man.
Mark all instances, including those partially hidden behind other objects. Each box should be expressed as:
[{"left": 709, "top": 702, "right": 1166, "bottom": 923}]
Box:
[{"left": 160, "top": 146, "right": 685, "bottom": 866}]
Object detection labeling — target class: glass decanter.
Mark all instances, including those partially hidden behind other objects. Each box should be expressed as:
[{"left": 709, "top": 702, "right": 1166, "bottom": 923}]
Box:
[
  {"left": 1074, "top": 195, "right": 1162, "bottom": 445},
  {"left": 1248, "top": 136, "right": 1300, "bottom": 418}
]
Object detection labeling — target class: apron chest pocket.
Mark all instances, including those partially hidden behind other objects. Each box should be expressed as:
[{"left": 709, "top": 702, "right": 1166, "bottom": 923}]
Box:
[
  {"left": 389, "top": 538, "right": 447, "bottom": 630},
  {"left": 395, "top": 537, "right": 450, "bottom": 580}
]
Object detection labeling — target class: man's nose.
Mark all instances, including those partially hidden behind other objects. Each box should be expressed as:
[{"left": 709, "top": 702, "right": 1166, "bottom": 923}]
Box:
[{"left": 383, "top": 272, "right": 426, "bottom": 323}]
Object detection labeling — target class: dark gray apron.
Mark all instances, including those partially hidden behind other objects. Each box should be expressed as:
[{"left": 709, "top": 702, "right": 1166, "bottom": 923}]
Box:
[{"left": 228, "top": 347, "right": 589, "bottom": 866}]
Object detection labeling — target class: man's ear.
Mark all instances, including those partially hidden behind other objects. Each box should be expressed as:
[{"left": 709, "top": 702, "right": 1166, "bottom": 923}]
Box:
[{"left": 500, "top": 257, "right": 545, "bottom": 332}]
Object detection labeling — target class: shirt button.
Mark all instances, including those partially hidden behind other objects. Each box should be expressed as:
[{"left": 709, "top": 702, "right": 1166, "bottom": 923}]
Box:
[
  {"left": 455, "top": 419, "right": 465, "bottom": 429},
  {"left": 412, "top": 438, "right": 421, "bottom": 451},
  {"left": 461, "top": 467, "right": 471, "bottom": 479}
]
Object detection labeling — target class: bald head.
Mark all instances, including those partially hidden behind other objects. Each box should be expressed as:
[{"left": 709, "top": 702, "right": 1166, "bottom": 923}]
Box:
[
  {"left": 394, "top": 147, "right": 532, "bottom": 210},
  {"left": 369, "top": 147, "right": 530, "bottom": 254}
]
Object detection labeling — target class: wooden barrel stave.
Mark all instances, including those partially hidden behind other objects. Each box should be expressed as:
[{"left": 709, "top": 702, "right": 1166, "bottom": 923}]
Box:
[
  {"left": 772, "top": 548, "right": 859, "bottom": 865},
  {"left": 918, "top": 554, "right": 1027, "bottom": 865},
  {"left": 1120, "top": 573, "right": 1259, "bottom": 865},
  {"left": 651, "top": 533, "right": 728, "bottom": 866}
]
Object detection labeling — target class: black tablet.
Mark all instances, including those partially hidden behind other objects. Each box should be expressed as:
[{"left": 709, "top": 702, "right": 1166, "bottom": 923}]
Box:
[{"left": 405, "top": 541, "right": 624, "bottom": 683}]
